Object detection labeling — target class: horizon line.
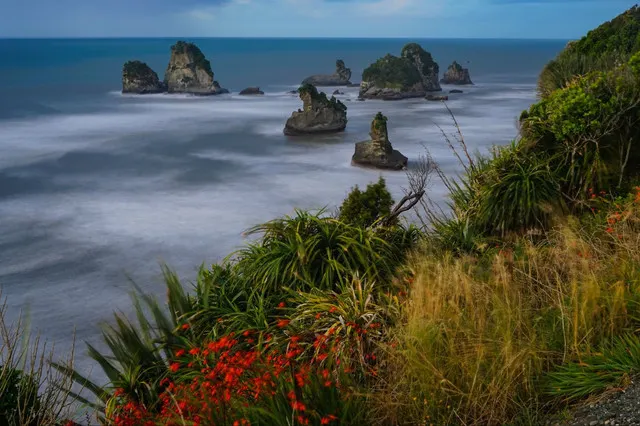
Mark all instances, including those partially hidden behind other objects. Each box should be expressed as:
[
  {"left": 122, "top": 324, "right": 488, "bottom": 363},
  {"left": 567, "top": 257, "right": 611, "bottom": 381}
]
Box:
[{"left": 0, "top": 36, "right": 571, "bottom": 41}]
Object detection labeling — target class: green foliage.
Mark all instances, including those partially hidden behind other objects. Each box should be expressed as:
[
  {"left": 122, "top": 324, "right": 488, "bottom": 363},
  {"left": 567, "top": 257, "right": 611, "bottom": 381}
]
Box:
[
  {"left": 546, "top": 333, "right": 640, "bottom": 401},
  {"left": 338, "top": 177, "right": 394, "bottom": 228},
  {"left": 122, "top": 60, "right": 156, "bottom": 78},
  {"left": 362, "top": 54, "right": 423, "bottom": 90},
  {"left": 538, "top": 5, "right": 640, "bottom": 97},
  {"left": 522, "top": 62, "right": 640, "bottom": 200},
  {"left": 0, "top": 367, "right": 40, "bottom": 426},
  {"left": 474, "top": 143, "right": 562, "bottom": 235},
  {"left": 170, "top": 40, "right": 213, "bottom": 77},
  {"left": 234, "top": 210, "right": 408, "bottom": 294}
]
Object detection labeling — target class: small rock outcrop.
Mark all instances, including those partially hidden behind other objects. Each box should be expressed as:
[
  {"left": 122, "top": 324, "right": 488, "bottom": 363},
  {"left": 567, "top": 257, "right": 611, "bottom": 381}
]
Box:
[
  {"left": 332, "top": 89, "right": 344, "bottom": 95},
  {"left": 352, "top": 112, "right": 407, "bottom": 170},
  {"left": 449, "top": 89, "right": 464, "bottom": 94},
  {"left": 425, "top": 95, "right": 448, "bottom": 101},
  {"left": 122, "top": 61, "right": 166, "bottom": 94},
  {"left": 440, "top": 61, "right": 473, "bottom": 85},
  {"left": 359, "top": 43, "right": 441, "bottom": 100},
  {"left": 239, "top": 87, "right": 264, "bottom": 95},
  {"left": 301, "top": 60, "right": 352, "bottom": 86},
  {"left": 164, "top": 41, "right": 228, "bottom": 95},
  {"left": 283, "top": 84, "right": 348, "bottom": 136}
]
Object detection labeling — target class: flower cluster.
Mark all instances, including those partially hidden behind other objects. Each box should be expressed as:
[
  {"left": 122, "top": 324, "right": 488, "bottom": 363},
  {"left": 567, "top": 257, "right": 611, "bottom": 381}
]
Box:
[{"left": 107, "top": 332, "right": 342, "bottom": 426}]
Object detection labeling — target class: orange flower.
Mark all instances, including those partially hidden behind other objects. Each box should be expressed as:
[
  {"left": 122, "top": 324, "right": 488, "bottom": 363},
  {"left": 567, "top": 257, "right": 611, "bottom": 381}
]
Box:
[
  {"left": 175, "top": 349, "right": 185, "bottom": 357},
  {"left": 606, "top": 227, "right": 614, "bottom": 233},
  {"left": 276, "top": 319, "right": 290, "bottom": 328}
]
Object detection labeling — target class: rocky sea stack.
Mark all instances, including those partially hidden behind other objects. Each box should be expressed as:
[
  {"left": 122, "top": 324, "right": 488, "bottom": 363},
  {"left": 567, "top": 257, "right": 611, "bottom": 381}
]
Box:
[
  {"left": 352, "top": 112, "right": 407, "bottom": 170},
  {"left": 359, "top": 43, "right": 441, "bottom": 100},
  {"left": 239, "top": 87, "right": 264, "bottom": 95},
  {"left": 122, "top": 61, "right": 166, "bottom": 94},
  {"left": 440, "top": 61, "right": 473, "bottom": 85},
  {"left": 283, "top": 84, "right": 348, "bottom": 136},
  {"left": 164, "top": 41, "right": 228, "bottom": 95},
  {"left": 301, "top": 60, "right": 352, "bottom": 86}
]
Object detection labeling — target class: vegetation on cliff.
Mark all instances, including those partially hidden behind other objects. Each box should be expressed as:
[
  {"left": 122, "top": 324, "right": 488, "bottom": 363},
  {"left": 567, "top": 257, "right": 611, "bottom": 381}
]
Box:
[
  {"left": 538, "top": 5, "right": 640, "bottom": 97},
  {"left": 362, "top": 54, "right": 424, "bottom": 90}
]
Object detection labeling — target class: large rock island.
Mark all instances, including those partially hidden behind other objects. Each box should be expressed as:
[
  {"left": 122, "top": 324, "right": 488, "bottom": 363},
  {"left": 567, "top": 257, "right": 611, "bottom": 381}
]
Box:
[
  {"left": 440, "top": 61, "right": 473, "bottom": 85},
  {"left": 359, "top": 43, "right": 441, "bottom": 100},
  {"left": 352, "top": 112, "right": 407, "bottom": 170},
  {"left": 122, "top": 61, "right": 166, "bottom": 94},
  {"left": 164, "top": 41, "right": 228, "bottom": 95},
  {"left": 301, "top": 60, "right": 352, "bottom": 86},
  {"left": 283, "top": 84, "right": 348, "bottom": 135}
]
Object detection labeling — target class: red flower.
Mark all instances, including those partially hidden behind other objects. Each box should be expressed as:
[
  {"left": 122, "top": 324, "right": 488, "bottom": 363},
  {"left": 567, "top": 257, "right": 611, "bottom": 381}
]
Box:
[
  {"left": 175, "top": 349, "right": 186, "bottom": 357},
  {"left": 276, "top": 319, "right": 290, "bottom": 328},
  {"left": 181, "top": 323, "right": 190, "bottom": 330},
  {"left": 189, "top": 347, "right": 200, "bottom": 356},
  {"left": 169, "top": 362, "right": 180, "bottom": 373},
  {"left": 278, "top": 302, "right": 286, "bottom": 308},
  {"left": 606, "top": 227, "right": 614, "bottom": 233}
]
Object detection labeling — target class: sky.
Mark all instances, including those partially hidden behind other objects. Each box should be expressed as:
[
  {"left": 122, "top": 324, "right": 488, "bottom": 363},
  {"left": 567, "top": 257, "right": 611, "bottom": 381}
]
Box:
[{"left": 0, "top": 0, "right": 636, "bottom": 38}]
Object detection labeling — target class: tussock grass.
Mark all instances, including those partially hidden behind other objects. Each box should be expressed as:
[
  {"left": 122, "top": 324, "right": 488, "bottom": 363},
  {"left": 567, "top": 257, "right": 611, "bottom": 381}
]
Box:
[
  {"left": 0, "top": 292, "right": 78, "bottom": 425},
  {"left": 372, "top": 197, "right": 640, "bottom": 425}
]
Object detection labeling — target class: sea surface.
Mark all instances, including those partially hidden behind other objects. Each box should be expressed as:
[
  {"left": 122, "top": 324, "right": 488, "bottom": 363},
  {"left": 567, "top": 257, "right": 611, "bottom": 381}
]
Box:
[{"left": 0, "top": 38, "right": 565, "bottom": 384}]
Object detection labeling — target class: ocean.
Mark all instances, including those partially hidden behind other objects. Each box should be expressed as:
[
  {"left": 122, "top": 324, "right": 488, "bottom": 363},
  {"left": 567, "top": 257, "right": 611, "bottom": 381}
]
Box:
[{"left": 0, "top": 38, "right": 565, "bottom": 384}]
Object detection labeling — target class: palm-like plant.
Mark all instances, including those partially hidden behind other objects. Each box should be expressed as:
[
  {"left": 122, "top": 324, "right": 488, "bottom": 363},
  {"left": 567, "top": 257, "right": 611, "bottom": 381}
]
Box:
[{"left": 233, "top": 210, "right": 407, "bottom": 294}]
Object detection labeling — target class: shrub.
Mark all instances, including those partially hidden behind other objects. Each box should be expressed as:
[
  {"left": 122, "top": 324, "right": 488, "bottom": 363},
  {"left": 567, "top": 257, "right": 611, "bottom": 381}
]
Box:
[
  {"left": 538, "top": 5, "right": 640, "bottom": 97},
  {"left": 338, "top": 177, "right": 395, "bottom": 228}
]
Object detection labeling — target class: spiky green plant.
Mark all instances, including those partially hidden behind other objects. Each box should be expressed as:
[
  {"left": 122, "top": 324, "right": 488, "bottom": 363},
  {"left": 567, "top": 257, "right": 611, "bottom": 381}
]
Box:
[
  {"left": 52, "top": 266, "right": 194, "bottom": 418},
  {"left": 546, "top": 333, "right": 640, "bottom": 401},
  {"left": 233, "top": 210, "right": 408, "bottom": 294}
]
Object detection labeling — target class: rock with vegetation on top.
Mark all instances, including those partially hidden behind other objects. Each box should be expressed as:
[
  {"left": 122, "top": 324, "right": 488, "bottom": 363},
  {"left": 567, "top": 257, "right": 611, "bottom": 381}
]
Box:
[
  {"left": 164, "top": 41, "right": 229, "bottom": 95},
  {"left": 122, "top": 61, "right": 166, "bottom": 94},
  {"left": 441, "top": 61, "right": 474, "bottom": 85},
  {"left": 425, "top": 95, "right": 448, "bottom": 101},
  {"left": 239, "top": 87, "right": 264, "bottom": 95},
  {"left": 284, "top": 84, "right": 348, "bottom": 135},
  {"left": 359, "top": 43, "right": 441, "bottom": 100},
  {"left": 301, "top": 60, "right": 352, "bottom": 86},
  {"left": 352, "top": 112, "right": 407, "bottom": 170}
]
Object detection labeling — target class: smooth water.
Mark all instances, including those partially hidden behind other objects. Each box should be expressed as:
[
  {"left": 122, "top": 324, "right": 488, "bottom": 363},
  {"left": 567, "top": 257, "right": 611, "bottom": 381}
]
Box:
[{"left": 0, "top": 37, "right": 564, "bottom": 383}]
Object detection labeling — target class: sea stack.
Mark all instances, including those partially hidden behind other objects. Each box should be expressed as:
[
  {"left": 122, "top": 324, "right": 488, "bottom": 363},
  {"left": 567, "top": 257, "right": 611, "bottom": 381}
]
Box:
[
  {"left": 283, "top": 84, "right": 348, "bottom": 135},
  {"left": 121, "top": 61, "right": 166, "bottom": 94},
  {"left": 359, "top": 43, "right": 441, "bottom": 100},
  {"left": 164, "top": 41, "right": 229, "bottom": 95},
  {"left": 352, "top": 112, "right": 407, "bottom": 170},
  {"left": 440, "top": 61, "right": 474, "bottom": 85},
  {"left": 301, "top": 60, "right": 353, "bottom": 86}
]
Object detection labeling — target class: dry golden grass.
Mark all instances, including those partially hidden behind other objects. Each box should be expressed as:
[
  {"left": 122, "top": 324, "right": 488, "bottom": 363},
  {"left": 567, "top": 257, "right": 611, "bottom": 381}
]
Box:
[{"left": 371, "top": 195, "right": 640, "bottom": 425}]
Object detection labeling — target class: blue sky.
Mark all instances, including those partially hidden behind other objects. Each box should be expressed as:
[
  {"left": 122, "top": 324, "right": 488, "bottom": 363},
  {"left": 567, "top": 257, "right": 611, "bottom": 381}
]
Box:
[{"left": 0, "top": 0, "right": 636, "bottom": 38}]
